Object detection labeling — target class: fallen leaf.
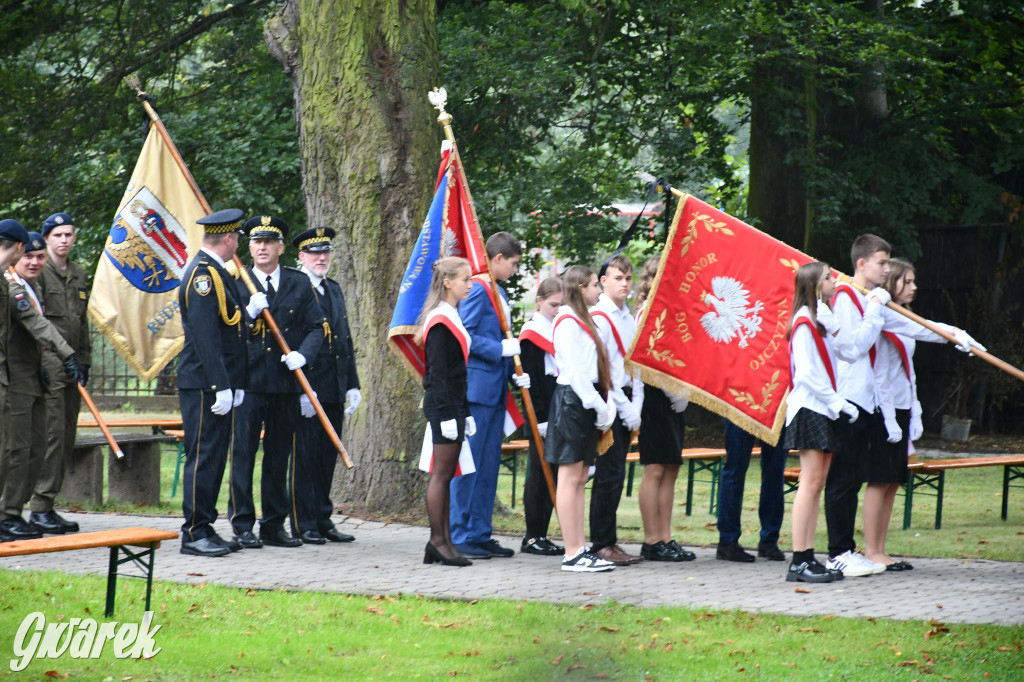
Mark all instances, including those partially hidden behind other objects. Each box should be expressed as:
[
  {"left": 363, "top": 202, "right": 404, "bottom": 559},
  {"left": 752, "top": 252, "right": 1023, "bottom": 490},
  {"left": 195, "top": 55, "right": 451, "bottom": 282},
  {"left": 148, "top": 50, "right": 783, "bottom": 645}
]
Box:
[
  {"left": 794, "top": 587, "right": 811, "bottom": 594},
  {"left": 44, "top": 672, "right": 59, "bottom": 679},
  {"left": 937, "top": 604, "right": 943, "bottom": 609},
  {"left": 365, "top": 606, "right": 385, "bottom": 614},
  {"left": 533, "top": 636, "right": 541, "bottom": 644},
  {"left": 580, "top": 603, "right": 594, "bottom": 611},
  {"left": 186, "top": 604, "right": 198, "bottom": 613},
  {"left": 566, "top": 664, "right": 588, "bottom": 672},
  {"left": 551, "top": 653, "right": 564, "bottom": 665},
  {"left": 898, "top": 660, "right": 919, "bottom": 667},
  {"left": 798, "top": 628, "right": 820, "bottom": 632},
  {"left": 187, "top": 572, "right": 205, "bottom": 577},
  {"left": 598, "top": 626, "right": 619, "bottom": 632}
]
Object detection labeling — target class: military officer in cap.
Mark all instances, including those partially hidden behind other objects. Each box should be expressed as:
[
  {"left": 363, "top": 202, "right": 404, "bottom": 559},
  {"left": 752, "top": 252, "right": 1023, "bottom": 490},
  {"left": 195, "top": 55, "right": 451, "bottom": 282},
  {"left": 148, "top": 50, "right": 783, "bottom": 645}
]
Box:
[
  {"left": 0, "top": 231, "right": 81, "bottom": 541},
  {"left": 0, "top": 219, "right": 31, "bottom": 542},
  {"left": 228, "top": 215, "right": 323, "bottom": 549},
  {"left": 291, "top": 226, "right": 361, "bottom": 544},
  {"left": 32, "top": 212, "right": 92, "bottom": 534},
  {"left": 178, "top": 208, "right": 261, "bottom": 557}
]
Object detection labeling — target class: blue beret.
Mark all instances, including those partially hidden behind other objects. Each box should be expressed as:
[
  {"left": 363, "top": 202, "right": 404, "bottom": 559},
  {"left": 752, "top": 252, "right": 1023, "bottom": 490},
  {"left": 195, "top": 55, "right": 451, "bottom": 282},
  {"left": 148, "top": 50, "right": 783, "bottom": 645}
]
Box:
[
  {"left": 244, "top": 215, "right": 289, "bottom": 241},
  {"left": 0, "top": 219, "right": 30, "bottom": 244},
  {"left": 42, "top": 212, "right": 74, "bottom": 236},
  {"left": 196, "top": 208, "right": 245, "bottom": 234},
  {"left": 25, "top": 232, "right": 46, "bottom": 253},
  {"left": 292, "top": 226, "right": 336, "bottom": 252}
]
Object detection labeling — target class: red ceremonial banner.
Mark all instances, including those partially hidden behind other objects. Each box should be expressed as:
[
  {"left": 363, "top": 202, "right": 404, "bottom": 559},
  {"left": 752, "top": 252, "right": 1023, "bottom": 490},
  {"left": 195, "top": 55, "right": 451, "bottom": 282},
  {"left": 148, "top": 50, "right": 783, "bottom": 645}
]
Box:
[{"left": 626, "top": 195, "right": 816, "bottom": 445}]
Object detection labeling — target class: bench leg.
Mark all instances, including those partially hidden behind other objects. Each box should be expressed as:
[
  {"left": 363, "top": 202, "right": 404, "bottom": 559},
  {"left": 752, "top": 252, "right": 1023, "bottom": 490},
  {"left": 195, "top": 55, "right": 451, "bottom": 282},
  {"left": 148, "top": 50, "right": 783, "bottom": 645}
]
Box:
[
  {"left": 171, "top": 441, "right": 185, "bottom": 498},
  {"left": 934, "top": 470, "right": 945, "bottom": 530},
  {"left": 902, "top": 475, "right": 914, "bottom": 530},
  {"left": 511, "top": 452, "right": 518, "bottom": 509},
  {"left": 685, "top": 459, "right": 696, "bottom": 516},
  {"left": 625, "top": 462, "right": 636, "bottom": 497},
  {"left": 708, "top": 459, "right": 721, "bottom": 515},
  {"left": 105, "top": 547, "right": 119, "bottom": 617}
]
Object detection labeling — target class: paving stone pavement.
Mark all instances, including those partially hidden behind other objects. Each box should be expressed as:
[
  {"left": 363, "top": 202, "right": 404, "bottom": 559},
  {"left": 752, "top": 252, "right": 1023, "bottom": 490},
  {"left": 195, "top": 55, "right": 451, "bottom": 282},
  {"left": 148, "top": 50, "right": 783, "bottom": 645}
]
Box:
[{"left": 2, "top": 511, "right": 1022, "bottom": 626}]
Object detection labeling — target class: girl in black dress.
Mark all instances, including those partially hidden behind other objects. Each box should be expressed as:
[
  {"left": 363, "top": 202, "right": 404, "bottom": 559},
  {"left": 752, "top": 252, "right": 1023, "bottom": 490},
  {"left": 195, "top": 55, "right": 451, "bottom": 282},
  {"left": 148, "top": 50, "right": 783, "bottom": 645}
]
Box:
[{"left": 418, "top": 257, "right": 474, "bottom": 566}]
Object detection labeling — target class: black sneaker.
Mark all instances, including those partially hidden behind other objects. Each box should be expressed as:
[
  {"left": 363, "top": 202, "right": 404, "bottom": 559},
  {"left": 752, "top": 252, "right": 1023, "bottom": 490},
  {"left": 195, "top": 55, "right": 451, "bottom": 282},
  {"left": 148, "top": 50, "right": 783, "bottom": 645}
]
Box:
[
  {"left": 476, "top": 539, "right": 515, "bottom": 558},
  {"left": 757, "top": 541, "right": 786, "bottom": 561},
  {"left": 786, "top": 560, "right": 834, "bottom": 583},
  {"left": 561, "top": 548, "right": 615, "bottom": 573}
]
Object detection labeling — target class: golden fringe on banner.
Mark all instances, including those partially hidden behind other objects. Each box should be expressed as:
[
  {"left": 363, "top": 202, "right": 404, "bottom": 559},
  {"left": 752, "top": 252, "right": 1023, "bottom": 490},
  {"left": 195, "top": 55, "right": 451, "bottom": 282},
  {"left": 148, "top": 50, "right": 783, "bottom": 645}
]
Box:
[{"left": 87, "top": 311, "right": 183, "bottom": 384}]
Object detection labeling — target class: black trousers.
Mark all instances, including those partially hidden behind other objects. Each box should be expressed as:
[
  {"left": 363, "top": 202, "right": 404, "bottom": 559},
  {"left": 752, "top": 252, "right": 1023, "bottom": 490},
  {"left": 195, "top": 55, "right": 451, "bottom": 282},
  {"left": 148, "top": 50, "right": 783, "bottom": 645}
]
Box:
[
  {"left": 293, "top": 402, "right": 344, "bottom": 535},
  {"left": 229, "top": 392, "right": 300, "bottom": 534},
  {"left": 825, "top": 405, "right": 882, "bottom": 558},
  {"left": 179, "top": 389, "right": 232, "bottom": 542},
  {"left": 589, "top": 416, "right": 628, "bottom": 552},
  {"left": 523, "top": 434, "right": 558, "bottom": 539}
]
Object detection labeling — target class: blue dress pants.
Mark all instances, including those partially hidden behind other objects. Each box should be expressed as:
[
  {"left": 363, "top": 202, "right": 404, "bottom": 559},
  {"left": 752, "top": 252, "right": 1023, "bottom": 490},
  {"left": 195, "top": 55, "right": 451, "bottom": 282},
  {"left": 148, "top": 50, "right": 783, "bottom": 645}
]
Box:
[
  {"left": 449, "top": 402, "right": 503, "bottom": 545},
  {"left": 717, "top": 420, "right": 787, "bottom": 545}
]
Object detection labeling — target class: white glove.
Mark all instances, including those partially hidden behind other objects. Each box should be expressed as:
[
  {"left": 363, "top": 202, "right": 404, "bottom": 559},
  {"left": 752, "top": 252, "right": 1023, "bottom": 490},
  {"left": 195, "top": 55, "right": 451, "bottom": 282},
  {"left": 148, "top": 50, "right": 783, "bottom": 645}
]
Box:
[
  {"left": 281, "top": 351, "right": 306, "bottom": 370},
  {"left": 345, "top": 388, "right": 362, "bottom": 415},
  {"left": 299, "top": 393, "right": 316, "bottom": 418},
  {"left": 501, "top": 339, "right": 521, "bottom": 357},
  {"left": 884, "top": 415, "right": 902, "bottom": 443},
  {"left": 953, "top": 329, "right": 985, "bottom": 355},
  {"left": 868, "top": 287, "right": 891, "bottom": 306},
  {"left": 465, "top": 416, "right": 477, "bottom": 437},
  {"left": 669, "top": 394, "right": 689, "bottom": 413},
  {"left": 620, "top": 402, "right": 641, "bottom": 431},
  {"left": 596, "top": 401, "right": 617, "bottom": 430},
  {"left": 840, "top": 401, "right": 859, "bottom": 424},
  {"left": 211, "top": 389, "right": 233, "bottom": 416},
  {"left": 909, "top": 400, "right": 924, "bottom": 441},
  {"left": 232, "top": 389, "right": 245, "bottom": 407},
  {"left": 246, "top": 292, "right": 269, "bottom": 318},
  {"left": 513, "top": 372, "right": 531, "bottom": 389},
  {"left": 537, "top": 422, "right": 548, "bottom": 438},
  {"left": 440, "top": 419, "right": 459, "bottom": 440},
  {"left": 816, "top": 299, "right": 839, "bottom": 335}
]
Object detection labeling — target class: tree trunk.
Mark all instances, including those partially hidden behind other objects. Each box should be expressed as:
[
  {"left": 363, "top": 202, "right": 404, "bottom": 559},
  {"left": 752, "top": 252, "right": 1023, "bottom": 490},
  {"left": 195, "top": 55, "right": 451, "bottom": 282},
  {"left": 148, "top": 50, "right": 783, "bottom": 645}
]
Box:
[{"left": 266, "top": 0, "right": 440, "bottom": 513}]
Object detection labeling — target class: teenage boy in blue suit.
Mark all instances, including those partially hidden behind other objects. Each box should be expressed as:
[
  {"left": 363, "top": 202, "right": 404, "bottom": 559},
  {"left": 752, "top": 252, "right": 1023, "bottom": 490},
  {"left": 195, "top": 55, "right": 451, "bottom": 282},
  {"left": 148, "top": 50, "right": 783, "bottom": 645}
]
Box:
[{"left": 451, "top": 232, "right": 531, "bottom": 559}]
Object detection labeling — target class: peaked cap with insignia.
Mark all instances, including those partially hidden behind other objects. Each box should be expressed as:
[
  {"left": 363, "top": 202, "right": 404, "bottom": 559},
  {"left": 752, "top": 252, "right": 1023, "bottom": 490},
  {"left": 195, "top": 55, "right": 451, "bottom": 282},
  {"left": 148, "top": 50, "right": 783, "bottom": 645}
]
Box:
[
  {"left": 244, "top": 215, "right": 288, "bottom": 241},
  {"left": 197, "top": 208, "right": 245, "bottom": 235},
  {"left": 292, "top": 226, "right": 336, "bottom": 252}
]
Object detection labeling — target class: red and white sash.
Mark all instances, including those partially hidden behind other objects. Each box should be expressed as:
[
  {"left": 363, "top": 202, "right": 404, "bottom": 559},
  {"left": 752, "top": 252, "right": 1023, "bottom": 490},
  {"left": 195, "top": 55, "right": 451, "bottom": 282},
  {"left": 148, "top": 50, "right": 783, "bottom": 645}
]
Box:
[
  {"left": 832, "top": 283, "right": 875, "bottom": 367},
  {"left": 881, "top": 331, "right": 912, "bottom": 381},
  {"left": 790, "top": 313, "right": 837, "bottom": 391},
  {"left": 422, "top": 303, "right": 471, "bottom": 364},
  {"left": 519, "top": 315, "right": 557, "bottom": 376}
]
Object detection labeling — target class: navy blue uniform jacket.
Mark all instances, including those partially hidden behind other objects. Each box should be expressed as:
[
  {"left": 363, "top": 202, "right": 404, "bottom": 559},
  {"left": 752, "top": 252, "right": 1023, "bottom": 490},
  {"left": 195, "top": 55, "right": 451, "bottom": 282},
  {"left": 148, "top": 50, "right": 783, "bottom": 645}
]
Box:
[{"left": 306, "top": 277, "right": 360, "bottom": 404}]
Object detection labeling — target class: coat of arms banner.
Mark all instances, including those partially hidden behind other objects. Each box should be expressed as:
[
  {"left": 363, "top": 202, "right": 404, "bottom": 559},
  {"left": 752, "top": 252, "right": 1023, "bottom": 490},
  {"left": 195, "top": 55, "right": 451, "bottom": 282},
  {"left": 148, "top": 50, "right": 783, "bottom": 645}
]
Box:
[{"left": 625, "top": 194, "right": 816, "bottom": 445}]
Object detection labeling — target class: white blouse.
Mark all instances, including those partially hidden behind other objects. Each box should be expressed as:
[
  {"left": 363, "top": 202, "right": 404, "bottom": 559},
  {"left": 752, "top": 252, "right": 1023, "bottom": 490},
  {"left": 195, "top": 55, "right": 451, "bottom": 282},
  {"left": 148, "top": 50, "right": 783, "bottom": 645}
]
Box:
[{"left": 553, "top": 306, "right": 608, "bottom": 412}]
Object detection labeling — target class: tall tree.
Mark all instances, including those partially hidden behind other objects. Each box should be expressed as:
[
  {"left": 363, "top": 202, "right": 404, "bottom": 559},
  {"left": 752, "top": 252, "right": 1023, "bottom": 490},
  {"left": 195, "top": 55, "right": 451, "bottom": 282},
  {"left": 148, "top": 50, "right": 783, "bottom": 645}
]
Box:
[{"left": 266, "top": 0, "right": 441, "bottom": 512}]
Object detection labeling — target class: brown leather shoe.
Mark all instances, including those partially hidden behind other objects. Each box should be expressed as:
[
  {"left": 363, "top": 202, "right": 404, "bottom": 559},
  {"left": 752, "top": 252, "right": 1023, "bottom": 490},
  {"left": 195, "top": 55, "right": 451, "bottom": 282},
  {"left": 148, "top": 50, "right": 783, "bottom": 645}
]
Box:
[
  {"left": 593, "top": 545, "right": 632, "bottom": 566},
  {"left": 611, "top": 544, "right": 644, "bottom": 564}
]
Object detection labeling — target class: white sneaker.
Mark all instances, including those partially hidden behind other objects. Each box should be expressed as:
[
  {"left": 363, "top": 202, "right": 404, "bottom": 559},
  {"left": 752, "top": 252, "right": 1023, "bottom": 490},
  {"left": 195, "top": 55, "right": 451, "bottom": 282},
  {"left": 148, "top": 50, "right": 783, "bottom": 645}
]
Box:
[
  {"left": 852, "top": 552, "right": 887, "bottom": 574},
  {"left": 826, "top": 550, "right": 874, "bottom": 577},
  {"left": 561, "top": 547, "right": 615, "bottom": 573}
]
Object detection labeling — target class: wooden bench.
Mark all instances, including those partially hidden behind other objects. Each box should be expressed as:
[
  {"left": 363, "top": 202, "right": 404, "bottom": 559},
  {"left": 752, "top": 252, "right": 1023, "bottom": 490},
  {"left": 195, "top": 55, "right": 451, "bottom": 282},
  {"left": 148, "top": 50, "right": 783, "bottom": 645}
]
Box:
[
  {"left": 908, "top": 455, "right": 1024, "bottom": 529},
  {"left": 625, "top": 444, "right": 727, "bottom": 516},
  {"left": 77, "top": 418, "right": 184, "bottom": 433},
  {"left": 65, "top": 433, "right": 177, "bottom": 506},
  {"left": 0, "top": 527, "right": 179, "bottom": 616},
  {"left": 500, "top": 439, "right": 530, "bottom": 508}
]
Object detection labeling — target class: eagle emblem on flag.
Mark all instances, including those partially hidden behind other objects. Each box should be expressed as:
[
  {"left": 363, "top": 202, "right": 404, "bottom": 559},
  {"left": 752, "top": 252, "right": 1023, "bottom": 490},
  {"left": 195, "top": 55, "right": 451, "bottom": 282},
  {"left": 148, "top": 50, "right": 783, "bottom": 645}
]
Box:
[
  {"left": 700, "top": 276, "right": 764, "bottom": 348},
  {"left": 104, "top": 187, "right": 190, "bottom": 293}
]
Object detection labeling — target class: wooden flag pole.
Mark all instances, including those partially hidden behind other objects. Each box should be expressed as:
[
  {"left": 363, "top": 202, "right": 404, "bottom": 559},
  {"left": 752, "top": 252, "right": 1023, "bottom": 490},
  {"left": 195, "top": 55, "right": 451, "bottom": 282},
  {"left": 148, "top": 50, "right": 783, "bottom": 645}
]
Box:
[
  {"left": 126, "top": 76, "right": 353, "bottom": 468},
  {"left": 78, "top": 384, "right": 125, "bottom": 459},
  {"left": 431, "top": 88, "right": 557, "bottom": 506},
  {"left": 839, "top": 276, "right": 1024, "bottom": 383}
]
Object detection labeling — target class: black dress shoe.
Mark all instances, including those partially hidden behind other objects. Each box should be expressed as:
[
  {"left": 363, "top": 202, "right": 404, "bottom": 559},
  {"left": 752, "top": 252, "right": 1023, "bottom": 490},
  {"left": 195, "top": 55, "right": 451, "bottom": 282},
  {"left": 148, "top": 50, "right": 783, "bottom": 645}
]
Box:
[
  {"left": 28, "top": 511, "right": 66, "bottom": 535},
  {"left": 181, "top": 537, "right": 231, "bottom": 557},
  {"left": 321, "top": 527, "right": 355, "bottom": 543},
  {"left": 641, "top": 541, "right": 683, "bottom": 562},
  {"left": 477, "top": 539, "right": 515, "bottom": 558},
  {"left": 0, "top": 526, "right": 15, "bottom": 543},
  {"left": 453, "top": 542, "right": 491, "bottom": 559},
  {"left": 716, "top": 542, "right": 756, "bottom": 563},
  {"left": 757, "top": 541, "right": 786, "bottom": 561},
  {"left": 0, "top": 517, "right": 43, "bottom": 540},
  {"left": 233, "top": 530, "right": 263, "bottom": 549},
  {"left": 52, "top": 511, "right": 79, "bottom": 533},
  {"left": 260, "top": 529, "right": 302, "bottom": 548},
  {"left": 300, "top": 530, "right": 327, "bottom": 545},
  {"left": 667, "top": 539, "right": 696, "bottom": 561},
  {"left": 521, "top": 536, "right": 563, "bottom": 556},
  {"left": 210, "top": 532, "right": 242, "bottom": 552}
]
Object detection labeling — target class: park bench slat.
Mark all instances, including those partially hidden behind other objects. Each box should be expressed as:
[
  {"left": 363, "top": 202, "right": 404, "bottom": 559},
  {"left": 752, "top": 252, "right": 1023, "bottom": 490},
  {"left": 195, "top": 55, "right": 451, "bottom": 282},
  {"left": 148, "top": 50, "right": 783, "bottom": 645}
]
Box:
[
  {"left": 76, "top": 419, "right": 184, "bottom": 430},
  {"left": 920, "top": 455, "right": 1024, "bottom": 470},
  {"left": 0, "top": 527, "right": 179, "bottom": 557}
]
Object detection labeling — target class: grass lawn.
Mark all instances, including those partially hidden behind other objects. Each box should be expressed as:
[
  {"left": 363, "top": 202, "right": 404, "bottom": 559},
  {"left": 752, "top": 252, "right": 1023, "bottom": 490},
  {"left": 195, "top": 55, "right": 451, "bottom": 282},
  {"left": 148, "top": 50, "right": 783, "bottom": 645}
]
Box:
[
  {"left": 72, "top": 412, "right": 1024, "bottom": 562},
  {"left": 1, "top": 569, "right": 1021, "bottom": 679}
]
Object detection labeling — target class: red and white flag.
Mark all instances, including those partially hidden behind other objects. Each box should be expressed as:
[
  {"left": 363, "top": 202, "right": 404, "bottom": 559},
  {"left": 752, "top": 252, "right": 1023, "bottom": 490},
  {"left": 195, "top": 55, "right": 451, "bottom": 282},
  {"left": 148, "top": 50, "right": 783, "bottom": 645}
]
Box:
[{"left": 626, "top": 195, "right": 816, "bottom": 445}]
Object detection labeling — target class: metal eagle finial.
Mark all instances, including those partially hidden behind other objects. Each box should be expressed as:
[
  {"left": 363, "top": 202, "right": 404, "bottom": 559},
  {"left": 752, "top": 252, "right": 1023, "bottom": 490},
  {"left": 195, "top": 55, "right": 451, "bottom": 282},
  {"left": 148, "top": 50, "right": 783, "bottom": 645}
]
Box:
[{"left": 428, "top": 87, "right": 451, "bottom": 126}]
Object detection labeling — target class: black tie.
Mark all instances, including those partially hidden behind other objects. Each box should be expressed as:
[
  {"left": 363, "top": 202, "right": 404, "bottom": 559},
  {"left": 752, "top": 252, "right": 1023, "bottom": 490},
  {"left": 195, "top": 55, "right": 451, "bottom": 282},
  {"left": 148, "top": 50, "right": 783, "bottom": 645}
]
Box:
[{"left": 265, "top": 275, "right": 276, "bottom": 304}]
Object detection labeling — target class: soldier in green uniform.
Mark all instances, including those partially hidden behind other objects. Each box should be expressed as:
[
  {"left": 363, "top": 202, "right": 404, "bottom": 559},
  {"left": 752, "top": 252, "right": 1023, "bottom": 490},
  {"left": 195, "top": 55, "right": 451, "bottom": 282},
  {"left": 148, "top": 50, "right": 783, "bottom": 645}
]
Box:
[
  {"left": 33, "top": 212, "right": 92, "bottom": 534},
  {"left": 0, "top": 219, "right": 31, "bottom": 542},
  {"left": 0, "top": 232, "right": 81, "bottom": 540}
]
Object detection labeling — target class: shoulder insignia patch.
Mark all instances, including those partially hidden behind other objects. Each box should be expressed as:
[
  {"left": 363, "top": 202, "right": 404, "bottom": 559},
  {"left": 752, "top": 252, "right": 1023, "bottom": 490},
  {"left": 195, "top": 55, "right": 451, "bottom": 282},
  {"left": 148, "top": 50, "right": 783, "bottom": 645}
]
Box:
[
  {"left": 16, "top": 298, "right": 31, "bottom": 312},
  {"left": 193, "top": 274, "right": 213, "bottom": 296},
  {"left": 78, "top": 288, "right": 87, "bottom": 300}
]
